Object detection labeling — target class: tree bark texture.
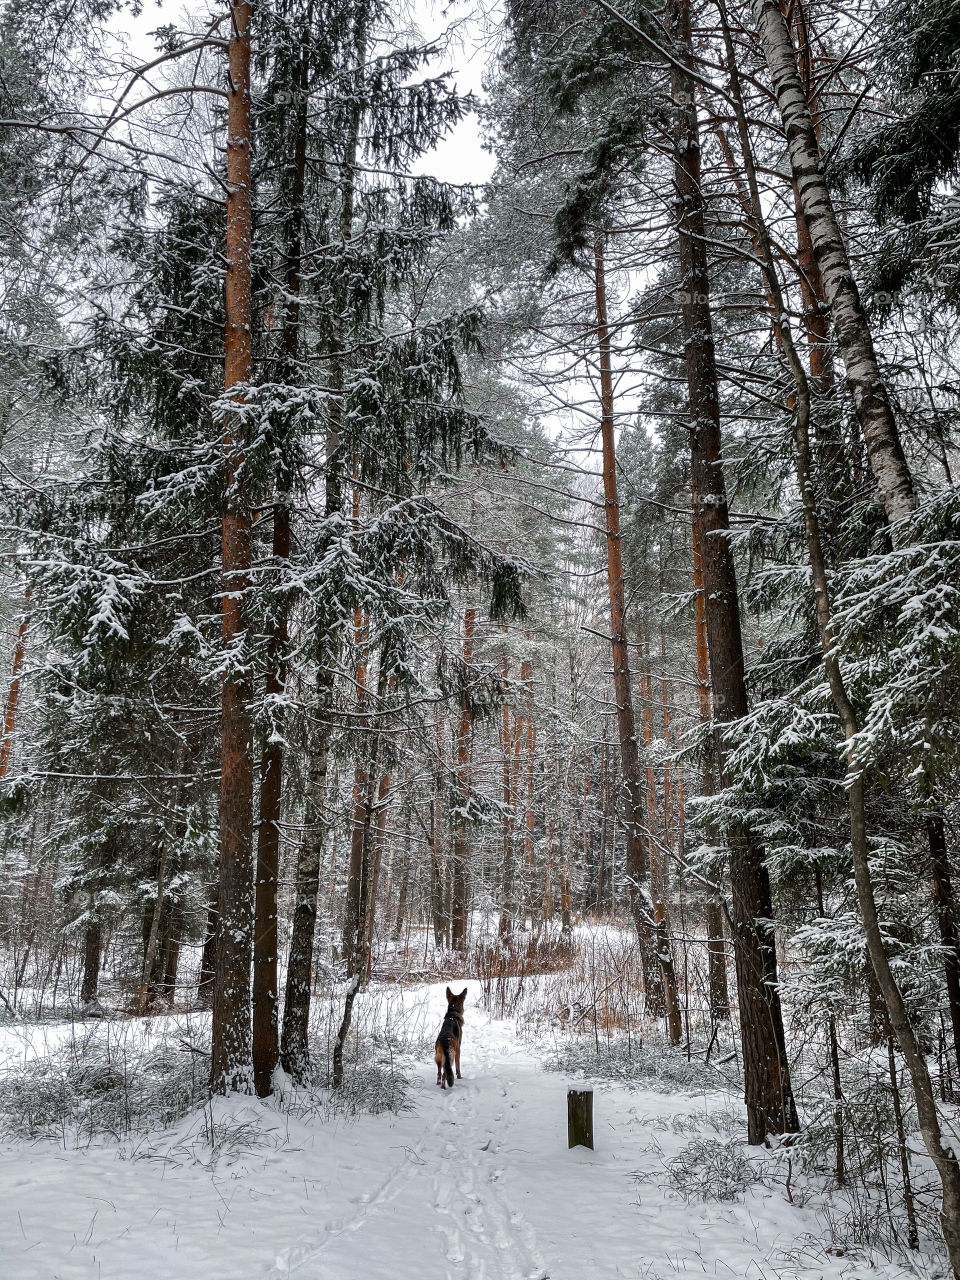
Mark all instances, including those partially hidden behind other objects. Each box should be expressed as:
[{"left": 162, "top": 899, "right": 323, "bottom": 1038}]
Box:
[
  {"left": 279, "top": 672, "right": 334, "bottom": 1082},
  {"left": 197, "top": 885, "right": 218, "bottom": 1007},
  {"left": 161, "top": 900, "right": 183, "bottom": 1002},
  {"left": 136, "top": 844, "right": 168, "bottom": 1014},
  {"left": 673, "top": 0, "right": 797, "bottom": 1142},
  {"left": 211, "top": 0, "right": 256, "bottom": 1096},
  {"left": 929, "top": 811, "right": 960, "bottom": 1076},
  {"left": 80, "top": 911, "right": 101, "bottom": 1008},
  {"left": 639, "top": 640, "right": 682, "bottom": 1041},
  {"left": 499, "top": 659, "right": 516, "bottom": 940},
  {"left": 693, "top": 520, "right": 730, "bottom": 1020},
  {"left": 342, "top": 604, "right": 371, "bottom": 974},
  {"left": 252, "top": 53, "right": 307, "bottom": 1092},
  {"left": 522, "top": 659, "right": 537, "bottom": 929},
  {"left": 593, "top": 236, "right": 662, "bottom": 1010},
  {"left": 359, "top": 768, "right": 393, "bottom": 980},
  {"left": 0, "top": 587, "right": 30, "bottom": 779},
  {"left": 451, "top": 609, "right": 475, "bottom": 951},
  {"left": 750, "top": 0, "right": 916, "bottom": 525}
]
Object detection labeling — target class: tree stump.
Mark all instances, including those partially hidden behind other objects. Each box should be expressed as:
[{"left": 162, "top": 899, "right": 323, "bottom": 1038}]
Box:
[{"left": 567, "top": 1088, "right": 594, "bottom": 1149}]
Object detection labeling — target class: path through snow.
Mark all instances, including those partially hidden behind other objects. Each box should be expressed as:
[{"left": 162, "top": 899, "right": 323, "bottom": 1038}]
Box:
[{"left": 0, "top": 983, "right": 930, "bottom": 1279}]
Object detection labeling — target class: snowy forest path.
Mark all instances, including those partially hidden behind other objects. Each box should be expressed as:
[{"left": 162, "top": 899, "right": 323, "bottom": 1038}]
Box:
[
  {"left": 0, "top": 979, "right": 924, "bottom": 1280},
  {"left": 270, "top": 985, "right": 550, "bottom": 1280}
]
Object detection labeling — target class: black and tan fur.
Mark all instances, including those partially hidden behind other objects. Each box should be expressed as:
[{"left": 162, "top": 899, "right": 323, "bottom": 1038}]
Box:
[{"left": 434, "top": 986, "right": 467, "bottom": 1089}]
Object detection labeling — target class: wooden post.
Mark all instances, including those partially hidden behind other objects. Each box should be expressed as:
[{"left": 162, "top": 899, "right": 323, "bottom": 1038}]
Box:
[{"left": 567, "top": 1088, "right": 594, "bottom": 1149}]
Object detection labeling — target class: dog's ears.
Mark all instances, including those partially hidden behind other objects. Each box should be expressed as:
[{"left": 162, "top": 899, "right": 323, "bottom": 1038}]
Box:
[
  {"left": 446, "top": 986, "right": 453, "bottom": 1001},
  {"left": 460, "top": 987, "right": 468, "bottom": 1001}
]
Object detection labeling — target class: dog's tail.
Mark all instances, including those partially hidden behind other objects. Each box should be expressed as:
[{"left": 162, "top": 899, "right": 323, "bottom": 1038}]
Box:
[{"left": 441, "top": 1040, "right": 454, "bottom": 1088}]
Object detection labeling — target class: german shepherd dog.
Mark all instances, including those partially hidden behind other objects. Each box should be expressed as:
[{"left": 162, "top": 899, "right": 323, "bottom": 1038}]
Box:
[{"left": 435, "top": 987, "right": 467, "bottom": 1089}]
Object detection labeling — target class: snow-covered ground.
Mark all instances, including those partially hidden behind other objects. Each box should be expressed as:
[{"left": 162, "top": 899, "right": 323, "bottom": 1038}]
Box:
[{"left": 0, "top": 982, "right": 936, "bottom": 1280}]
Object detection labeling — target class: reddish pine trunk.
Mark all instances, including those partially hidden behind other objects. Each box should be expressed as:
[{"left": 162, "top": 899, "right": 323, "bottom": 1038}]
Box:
[
  {"left": 521, "top": 653, "right": 537, "bottom": 929},
  {"left": 499, "top": 656, "right": 516, "bottom": 939},
  {"left": 593, "top": 236, "right": 663, "bottom": 1009},
  {"left": 430, "top": 708, "right": 447, "bottom": 947},
  {"left": 0, "top": 587, "right": 30, "bottom": 779},
  {"left": 211, "top": 0, "right": 256, "bottom": 1095},
  {"left": 692, "top": 519, "right": 730, "bottom": 1020},
  {"left": 510, "top": 702, "right": 524, "bottom": 924},
  {"left": 451, "top": 609, "right": 475, "bottom": 951}
]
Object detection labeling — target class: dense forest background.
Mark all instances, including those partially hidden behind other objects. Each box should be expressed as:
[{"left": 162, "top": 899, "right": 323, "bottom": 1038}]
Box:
[{"left": 3, "top": 0, "right": 960, "bottom": 1271}]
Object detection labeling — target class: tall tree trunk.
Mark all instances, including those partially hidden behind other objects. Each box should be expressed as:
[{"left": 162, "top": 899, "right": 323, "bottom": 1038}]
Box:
[
  {"left": 161, "top": 900, "right": 183, "bottom": 1003},
  {"left": 673, "top": 0, "right": 797, "bottom": 1142},
  {"left": 639, "top": 637, "right": 682, "bottom": 1042},
  {"left": 136, "top": 843, "right": 168, "bottom": 1014},
  {"left": 720, "top": 22, "right": 960, "bottom": 1261},
  {"left": 80, "top": 907, "right": 101, "bottom": 1009},
  {"left": 660, "top": 638, "right": 674, "bottom": 853},
  {"left": 499, "top": 658, "right": 516, "bottom": 939},
  {"left": 279, "top": 672, "right": 334, "bottom": 1082},
  {"left": 815, "top": 865, "right": 846, "bottom": 1186},
  {"left": 793, "top": 364, "right": 960, "bottom": 1276},
  {"left": 343, "top": 753, "right": 375, "bottom": 976},
  {"left": 0, "top": 586, "right": 30, "bottom": 779},
  {"left": 451, "top": 609, "right": 475, "bottom": 951},
  {"left": 587, "top": 767, "right": 604, "bottom": 911},
  {"left": 430, "top": 814, "right": 446, "bottom": 948},
  {"left": 342, "top": 600, "right": 371, "bottom": 974},
  {"left": 212, "top": 0, "right": 256, "bottom": 1096},
  {"left": 749, "top": 0, "right": 916, "bottom": 525},
  {"left": 793, "top": 200, "right": 833, "bottom": 386},
  {"left": 521, "top": 653, "right": 538, "bottom": 930},
  {"left": 560, "top": 778, "right": 573, "bottom": 938},
  {"left": 251, "top": 27, "right": 309, "bottom": 1095},
  {"left": 929, "top": 809, "right": 960, "bottom": 1076},
  {"left": 344, "top": 656, "right": 389, "bottom": 983},
  {"left": 392, "top": 812, "right": 411, "bottom": 941},
  {"left": 345, "top": 744, "right": 381, "bottom": 982},
  {"left": 592, "top": 235, "right": 663, "bottom": 1010},
  {"left": 783, "top": 0, "right": 834, "bottom": 390},
  {"left": 544, "top": 763, "right": 559, "bottom": 925},
  {"left": 278, "top": 8, "right": 350, "bottom": 1064},
  {"left": 693, "top": 519, "right": 730, "bottom": 1021},
  {"left": 197, "top": 884, "right": 218, "bottom": 1007},
  {"left": 430, "top": 706, "right": 447, "bottom": 948},
  {"left": 361, "top": 769, "right": 393, "bottom": 979}
]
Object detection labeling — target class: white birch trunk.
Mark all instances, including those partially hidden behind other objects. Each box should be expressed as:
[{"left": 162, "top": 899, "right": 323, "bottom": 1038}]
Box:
[{"left": 750, "top": 0, "right": 917, "bottom": 525}]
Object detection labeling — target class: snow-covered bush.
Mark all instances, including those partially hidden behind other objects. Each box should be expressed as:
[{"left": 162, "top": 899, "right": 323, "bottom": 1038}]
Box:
[
  {"left": 543, "top": 1033, "right": 735, "bottom": 1093},
  {"left": 0, "top": 1024, "right": 209, "bottom": 1143},
  {"left": 658, "top": 1135, "right": 761, "bottom": 1202}
]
